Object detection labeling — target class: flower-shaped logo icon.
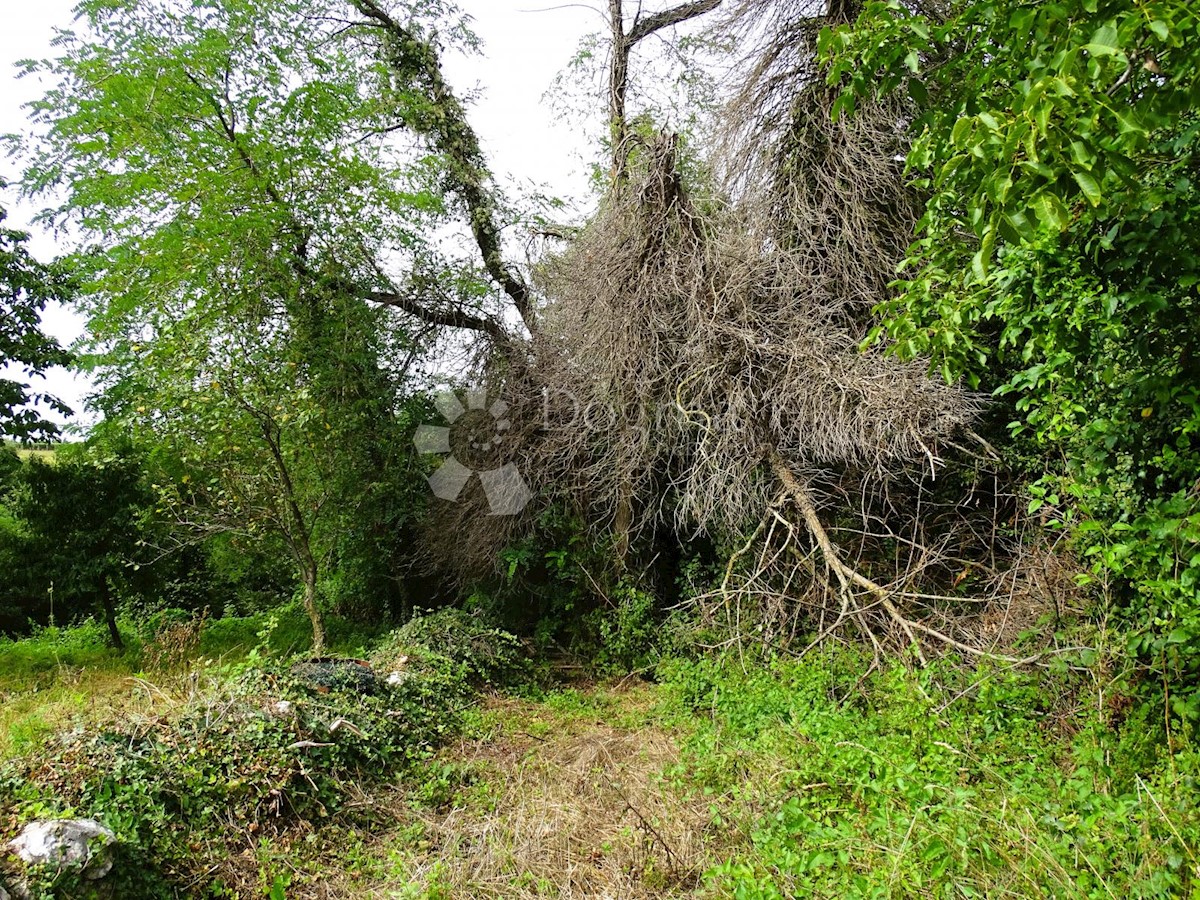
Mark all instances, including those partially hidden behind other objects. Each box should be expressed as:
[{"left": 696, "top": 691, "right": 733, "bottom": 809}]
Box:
[{"left": 413, "top": 389, "right": 532, "bottom": 516}]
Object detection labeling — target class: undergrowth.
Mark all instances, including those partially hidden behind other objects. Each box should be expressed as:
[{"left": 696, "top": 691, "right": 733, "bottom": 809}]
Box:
[
  {"left": 658, "top": 651, "right": 1200, "bottom": 899},
  {"left": 0, "top": 609, "right": 528, "bottom": 898},
  {"left": 5, "top": 612, "right": 1200, "bottom": 899}
]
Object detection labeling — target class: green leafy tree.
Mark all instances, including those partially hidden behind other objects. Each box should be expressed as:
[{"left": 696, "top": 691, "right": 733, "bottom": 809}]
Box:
[
  {"left": 121, "top": 291, "right": 425, "bottom": 653},
  {"left": 823, "top": 0, "right": 1200, "bottom": 667},
  {"left": 0, "top": 202, "right": 71, "bottom": 440},
  {"left": 11, "top": 452, "right": 151, "bottom": 648},
  {"left": 20, "top": 0, "right": 539, "bottom": 650}
]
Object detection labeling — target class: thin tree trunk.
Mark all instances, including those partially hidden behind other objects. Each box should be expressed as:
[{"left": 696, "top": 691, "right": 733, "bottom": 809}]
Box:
[
  {"left": 299, "top": 553, "right": 325, "bottom": 656},
  {"left": 609, "top": 0, "right": 631, "bottom": 183},
  {"left": 614, "top": 475, "right": 633, "bottom": 565},
  {"left": 99, "top": 575, "right": 123, "bottom": 650},
  {"left": 253, "top": 407, "right": 328, "bottom": 656}
]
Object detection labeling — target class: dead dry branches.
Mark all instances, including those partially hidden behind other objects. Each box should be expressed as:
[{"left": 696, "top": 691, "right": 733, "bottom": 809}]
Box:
[
  {"left": 528, "top": 128, "right": 974, "bottom": 537},
  {"left": 412, "top": 1, "right": 1074, "bottom": 662}
]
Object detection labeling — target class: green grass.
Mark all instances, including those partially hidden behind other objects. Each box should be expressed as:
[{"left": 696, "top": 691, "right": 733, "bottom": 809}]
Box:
[
  {"left": 0, "top": 607, "right": 384, "bottom": 760},
  {"left": 4, "top": 619, "right": 1200, "bottom": 898},
  {"left": 195, "top": 605, "right": 385, "bottom": 660},
  {"left": 2, "top": 441, "right": 59, "bottom": 463},
  {"left": 656, "top": 651, "right": 1200, "bottom": 899}
]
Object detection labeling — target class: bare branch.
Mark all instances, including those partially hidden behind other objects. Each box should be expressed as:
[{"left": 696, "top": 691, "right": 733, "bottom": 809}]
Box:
[
  {"left": 348, "top": 0, "right": 536, "bottom": 335},
  {"left": 366, "top": 291, "right": 506, "bottom": 339},
  {"left": 628, "top": 0, "right": 722, "bottom": 43}
]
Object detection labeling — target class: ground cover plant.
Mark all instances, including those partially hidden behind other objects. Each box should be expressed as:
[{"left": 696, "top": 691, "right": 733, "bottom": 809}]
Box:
[{"left": 2, "top": 0, "right": 1200, "bottom": 896}]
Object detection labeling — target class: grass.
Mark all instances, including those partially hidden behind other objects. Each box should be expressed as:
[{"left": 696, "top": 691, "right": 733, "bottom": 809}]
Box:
[
  {"left": 2, "top": 441, "right": 59, "bottom": 463},
  {"left": 13, "top": 449, "right": 55, "bottom": 463},
  {"left": 0, "top": 607, "right": 382, "bottom": 761},
  {"left": 655, "top": 652, "right": 1200, "bottom": 899},
  {"left": 326, "top": 682, "right": 710, "bottom": 900},
  {"left": 0, "top": 621, "right": 145, "bottom": 759},
  {"left": 2, "top": 622, "right": 1200, "bottom": 898},
  {"left": 324, "top": 654, "right": 1200, "bottom": 900}
]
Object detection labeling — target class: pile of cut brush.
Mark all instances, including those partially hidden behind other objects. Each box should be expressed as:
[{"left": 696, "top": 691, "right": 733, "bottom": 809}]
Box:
[{"left": 0, "top": 610, "right": 528, "bottom": 898}]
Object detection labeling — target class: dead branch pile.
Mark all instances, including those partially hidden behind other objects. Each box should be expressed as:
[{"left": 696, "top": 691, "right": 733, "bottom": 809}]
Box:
[
  {"left": 530, "top": 132, "right": 974, "bottom": 544},
  {"left": 415, "top": 0, "right": 1076, "bottom": 660}
]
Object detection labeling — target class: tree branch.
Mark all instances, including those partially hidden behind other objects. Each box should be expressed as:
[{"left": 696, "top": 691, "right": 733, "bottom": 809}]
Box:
[
  {"left": 766, "top": 445, "right": 928, "bottom": 665},
  {"left": 628, "top": 0, "right": 721, "bottom": 44},
  {"left": 366, "top": 290, "right": 506, "bottom": 339},
  {"left": 348, "top": 0, "right": 536, "bottom": 335}
]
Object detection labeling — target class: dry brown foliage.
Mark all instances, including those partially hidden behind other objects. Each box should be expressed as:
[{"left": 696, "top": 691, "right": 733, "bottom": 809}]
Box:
[
  {"left": 144, "top": 609, "right": 210, "bottom": 671},
  {"left": 528, "top": 132, "right": 974, "bottom": 541},
  {"left": 410, "top": 0, "right": 1081, "bottom": 661}
]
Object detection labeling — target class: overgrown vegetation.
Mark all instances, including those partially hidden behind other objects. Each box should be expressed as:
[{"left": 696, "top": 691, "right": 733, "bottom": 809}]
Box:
[
  {"left": 0, "top": 610, "right": 528, "bottom": 897},
  {"left": 2, "top": 0, "right": 1200, "bottom": 895},
  {"left": 661, "top": 651, "right": 1197, "bottom": 898}
]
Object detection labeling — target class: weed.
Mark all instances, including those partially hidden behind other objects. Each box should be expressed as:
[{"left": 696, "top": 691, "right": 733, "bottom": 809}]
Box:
[
  {"left": 0, "top": 611, "right": 526, "bottom": 896},
  {"left": 658, "top": 650, "right": 1200, "bottom": 899}
]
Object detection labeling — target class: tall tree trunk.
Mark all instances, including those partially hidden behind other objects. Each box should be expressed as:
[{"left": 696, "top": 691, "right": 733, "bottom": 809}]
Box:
[
  {"left": 299, "top": 552, "right": 325, "bottom": 656},
  {"left": 609, "top": 0, "right": 631, "bottom": 183},
  {"left": 99, "top": 575, "right": 123, "bottom": 650},
  {"left": 607, "top": 0, "right": 723, "bottom": 184}
]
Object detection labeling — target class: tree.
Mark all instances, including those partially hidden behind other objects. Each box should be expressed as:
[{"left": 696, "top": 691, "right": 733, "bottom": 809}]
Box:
[
  {"left": 823, "top": 0, "right": 1200, "bottom": 659},
  {"left": 12, "top": 452, "right": 151, "bottom": 648},
  {"left": 0, "top": 202, "right": 71, "bottom": 440},
  {"left": 124, "top": 292, "right": 426, "bottom": 653},
  {"left": 604, "top": 0, "right": 722, "bottom": 182},
  {"left": 26, "top": 0, "right": 1007, "bottom": 661},
  {"left": 22, "top": 0, "right": 546, "bottom": 649}
]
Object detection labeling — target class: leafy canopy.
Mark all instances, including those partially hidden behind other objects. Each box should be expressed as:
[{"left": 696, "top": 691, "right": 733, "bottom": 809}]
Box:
[{"left": 0, "top": 204, "right": 71, "bottom": 440}]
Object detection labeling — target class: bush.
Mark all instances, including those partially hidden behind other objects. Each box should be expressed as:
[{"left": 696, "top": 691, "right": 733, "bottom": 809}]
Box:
[
  {"left": 592, "top": 581, "right": 661, "bottom": 674},
  {"left": 374, "top": 607, "right": 529, "bottom": 689}
]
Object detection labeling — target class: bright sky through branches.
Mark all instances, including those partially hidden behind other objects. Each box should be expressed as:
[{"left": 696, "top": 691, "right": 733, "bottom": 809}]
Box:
[{"left": 0, "top": 0, "right": 597, "bottom": 434}]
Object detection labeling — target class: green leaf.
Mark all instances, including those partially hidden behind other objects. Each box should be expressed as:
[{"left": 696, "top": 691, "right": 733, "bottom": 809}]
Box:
[
  {"left": 1035, "top": 192, "right": 1071, "bottom": 230},
  {"left": 830, "top": 91, "right": 856, "bottom": 121},
  {"left": 951, "top": 116, "right": 973, "bottom": 148},
  {"left": 907, "top": 77, "right": 928, "bottom": 105},
  {"left": 1001, "top": 210, "right": 1035, "bottom": 243},
  {"left": 1073, "top": 170, "right": 1103, "bottom": 206},
  {"left": 1083, "top": 23, "right": 1121, "bottom": 56}
]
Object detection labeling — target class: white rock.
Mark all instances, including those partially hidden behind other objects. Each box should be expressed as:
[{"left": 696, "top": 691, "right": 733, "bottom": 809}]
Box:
[
  {"left": 8, "top": 819, "right": 115, "bottom": 880},
  {"left": 386, "top": 670, "right": 409, "bottom": 686},
  {"left": 272, "top": 700, "right": 294, "bottom": 716}
]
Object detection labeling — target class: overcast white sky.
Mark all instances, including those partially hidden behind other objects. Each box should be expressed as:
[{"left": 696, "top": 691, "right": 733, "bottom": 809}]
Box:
[{"left": 0, "top": 0, "right": 605, "bottom": 435}]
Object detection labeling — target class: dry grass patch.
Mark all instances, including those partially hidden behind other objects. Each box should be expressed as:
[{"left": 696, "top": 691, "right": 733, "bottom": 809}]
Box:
[
  {"left": 0, "top": 666, "right": 207, "bottom": 760},
  {"left": 358, "top": 685, "right": 717, "bottom": 899}
]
